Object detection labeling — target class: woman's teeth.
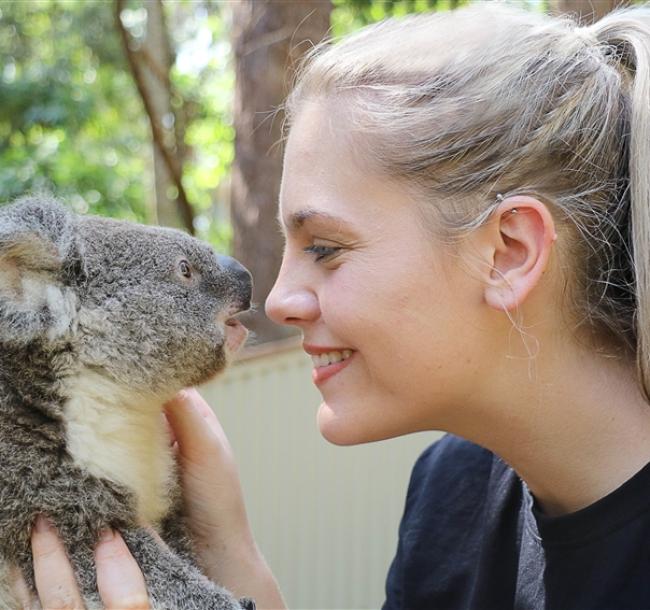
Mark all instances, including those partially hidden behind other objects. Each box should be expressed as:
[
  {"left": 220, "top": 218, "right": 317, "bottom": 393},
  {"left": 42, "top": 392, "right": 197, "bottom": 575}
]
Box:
[{"left": 311, "top": 350, "right": 353, "bottom": 368}]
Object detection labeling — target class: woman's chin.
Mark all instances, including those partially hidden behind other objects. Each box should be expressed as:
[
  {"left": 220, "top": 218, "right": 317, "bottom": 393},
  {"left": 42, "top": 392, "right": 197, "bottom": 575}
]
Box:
[{"left": 317, "top": 401, "right": 390, "bottom": 446}]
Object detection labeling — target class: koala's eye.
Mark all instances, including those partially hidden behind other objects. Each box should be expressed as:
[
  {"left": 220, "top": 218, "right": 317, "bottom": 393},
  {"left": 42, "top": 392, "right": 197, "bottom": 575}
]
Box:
[{"left": 179, "top": 259, "right": 192, "bottom": 279}]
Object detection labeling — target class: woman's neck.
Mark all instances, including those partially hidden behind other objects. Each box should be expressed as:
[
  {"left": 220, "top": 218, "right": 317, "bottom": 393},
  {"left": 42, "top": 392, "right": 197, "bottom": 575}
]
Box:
[{"left": 456, "top": 341, "right": 650, "bottom": 517}]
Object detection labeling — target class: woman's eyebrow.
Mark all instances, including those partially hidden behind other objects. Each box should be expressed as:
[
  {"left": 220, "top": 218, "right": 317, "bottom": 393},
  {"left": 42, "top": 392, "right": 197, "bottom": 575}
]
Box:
[{"left": 280, "top": 209, "right": 352, "bottom": 234}]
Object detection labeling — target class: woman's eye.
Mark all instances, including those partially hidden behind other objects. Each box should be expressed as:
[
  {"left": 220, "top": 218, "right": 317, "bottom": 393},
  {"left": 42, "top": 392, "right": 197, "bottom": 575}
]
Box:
[
  {"left": 303, "top": 245, "right": 341, "bottom": 262},
  {"left": 179, "top": 260, "right": 192, "bottom": 278}
]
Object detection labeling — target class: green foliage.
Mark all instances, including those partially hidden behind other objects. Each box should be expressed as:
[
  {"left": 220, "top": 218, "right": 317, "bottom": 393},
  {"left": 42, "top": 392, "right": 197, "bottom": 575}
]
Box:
[
  {"left": 0, "top": 1, "right": 150, "bottom": 222},
  {"left": 166, "top": 2, "right": 235, "bottom": 249},
  {"left": 0, "top": 0, "right": 233, "bottom": 251},
  {"left": 332, "top": 0, "right": 464, "bottom": 35},
  {"left": 331, "top": 0, "right": 549, "bottom": 36}
]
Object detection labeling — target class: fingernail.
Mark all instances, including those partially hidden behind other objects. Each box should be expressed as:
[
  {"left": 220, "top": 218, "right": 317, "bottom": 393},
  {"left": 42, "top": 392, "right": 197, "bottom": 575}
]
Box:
[
  {"left": 99, "top": 529, "right": 115, "bottom": 542},
  {"left": 35, "top": 515, "right": 51, "bottom": 533}
]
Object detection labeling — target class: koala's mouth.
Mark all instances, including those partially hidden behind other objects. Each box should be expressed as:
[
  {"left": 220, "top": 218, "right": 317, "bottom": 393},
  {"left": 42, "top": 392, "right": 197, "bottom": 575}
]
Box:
[
  {"left": 223, "top": 308, "right": 249, "bottom": 328},
  {"left": 224, "top": 315, "right": 249, "bottom": 352},
  {"left": 222, "top": 300, "right": 252, "bottom": 328}
]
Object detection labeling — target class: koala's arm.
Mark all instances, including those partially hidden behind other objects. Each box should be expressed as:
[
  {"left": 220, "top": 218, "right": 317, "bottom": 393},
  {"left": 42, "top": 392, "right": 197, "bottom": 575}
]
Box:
[
  {"left": 30, "top": 486, "right": 254, "bottom": 610},
  {"left": 0, "top": 445, "right": 252, "bottom": 610},
  {"left": 53, "top": 474, "right": 255, "bottom": 610},
  {"left": 121, "top": 527, "right": 255, "bottom": 610}
]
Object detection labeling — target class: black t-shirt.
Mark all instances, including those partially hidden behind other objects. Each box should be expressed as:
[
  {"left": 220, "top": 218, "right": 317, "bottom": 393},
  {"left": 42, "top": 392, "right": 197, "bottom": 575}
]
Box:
[{"left": 382, "top": 434, "right": 650, "bottom": 610}]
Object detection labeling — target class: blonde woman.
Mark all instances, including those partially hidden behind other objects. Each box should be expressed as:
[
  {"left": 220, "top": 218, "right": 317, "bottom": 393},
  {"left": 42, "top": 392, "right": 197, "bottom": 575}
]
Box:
[{"left": 23, "top": 3, "right": 650, "bottom": 609}]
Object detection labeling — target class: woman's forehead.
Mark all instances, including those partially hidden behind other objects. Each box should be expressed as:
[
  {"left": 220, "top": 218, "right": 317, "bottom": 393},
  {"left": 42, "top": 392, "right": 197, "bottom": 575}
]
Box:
[
  {"left": 283, "top": 97, "right": 375, "bottom": 176},
  {"left": 280, "top": 99, "right": 431, "bottom": 239},
  {"left": 284, "top": 101, "right": 346, "bottom": 167}
]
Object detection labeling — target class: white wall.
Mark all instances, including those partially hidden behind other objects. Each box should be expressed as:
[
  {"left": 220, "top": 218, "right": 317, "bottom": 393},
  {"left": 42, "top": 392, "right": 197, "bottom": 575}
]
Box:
[{"left": 201, "top": 339, "right": 442, "bottom": 610}]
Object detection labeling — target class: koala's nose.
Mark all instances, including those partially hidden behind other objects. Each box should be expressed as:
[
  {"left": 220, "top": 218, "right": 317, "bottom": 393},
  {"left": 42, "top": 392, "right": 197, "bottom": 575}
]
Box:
[
  {"left": 218, "top": 254, "right": 252, "bottom": 286},
  {"left": 218, "top": 254, "right": 253, "bottom": 309}
]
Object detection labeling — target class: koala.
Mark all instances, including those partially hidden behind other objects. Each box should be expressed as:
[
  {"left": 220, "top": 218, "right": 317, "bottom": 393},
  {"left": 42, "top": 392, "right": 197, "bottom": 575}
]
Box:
[{"left": 0, "top": 195, "right": 256, "bottom": 609}]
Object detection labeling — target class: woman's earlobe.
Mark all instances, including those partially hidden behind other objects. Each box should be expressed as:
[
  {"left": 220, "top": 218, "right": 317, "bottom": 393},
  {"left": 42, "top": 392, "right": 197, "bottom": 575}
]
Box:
[{"left": 484, "top": 274, "right": 530, "bottom": 312}]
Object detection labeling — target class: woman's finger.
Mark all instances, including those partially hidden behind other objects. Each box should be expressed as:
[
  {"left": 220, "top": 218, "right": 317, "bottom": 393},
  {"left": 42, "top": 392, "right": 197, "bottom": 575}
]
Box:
[
  {"left": 31, "top": 515, "right": 85, "bottom": 610},
  {"left": 95, "top": 530, "right": 150, "bottom": 610},
  {"left": 163, "top": 388, "right": 232, "bottom": 462}
]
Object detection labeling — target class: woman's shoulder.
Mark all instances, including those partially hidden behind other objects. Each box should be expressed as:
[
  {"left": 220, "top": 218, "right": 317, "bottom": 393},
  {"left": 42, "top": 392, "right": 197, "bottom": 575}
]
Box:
[
  {"left": 394, "top": 434, "right": 520, "bottom": 531},
  {"left": 400, "top": 434, "right": 503, "bottom": 528},
  {"left": 385, "top": 435, "right": 516, "bottom": 609},
  {"left": 410, "top": 433, "right": 496, "bottom": 489}
]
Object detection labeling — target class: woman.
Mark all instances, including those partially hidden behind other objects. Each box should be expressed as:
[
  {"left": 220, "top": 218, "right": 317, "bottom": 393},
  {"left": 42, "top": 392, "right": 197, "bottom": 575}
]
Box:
[{"left": 21, "top": 3, "right": 650, "bottom": 608}]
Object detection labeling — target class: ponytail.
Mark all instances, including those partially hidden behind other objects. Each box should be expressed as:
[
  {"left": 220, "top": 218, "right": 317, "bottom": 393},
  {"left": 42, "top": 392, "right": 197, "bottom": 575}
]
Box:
[{"left": 588, "top": 9, "right": 650, "bottom": 402}]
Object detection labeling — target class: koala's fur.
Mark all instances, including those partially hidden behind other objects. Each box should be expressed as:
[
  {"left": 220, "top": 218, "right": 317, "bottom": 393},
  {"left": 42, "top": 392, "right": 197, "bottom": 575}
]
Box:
[{"left": 0, "top": 195, "right": 255, "bottom": 609}]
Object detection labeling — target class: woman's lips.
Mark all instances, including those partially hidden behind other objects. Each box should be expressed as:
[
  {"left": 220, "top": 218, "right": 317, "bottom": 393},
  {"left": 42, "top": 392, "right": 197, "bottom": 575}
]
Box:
[{"left": 312, "top": 352, "right": 354, "bottom": 385}]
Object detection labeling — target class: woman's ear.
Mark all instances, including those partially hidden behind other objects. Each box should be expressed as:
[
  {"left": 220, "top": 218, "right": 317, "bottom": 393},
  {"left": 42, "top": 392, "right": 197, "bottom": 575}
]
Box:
[{"left": 481, "top": 196, "right": 558, "bottom": 312}]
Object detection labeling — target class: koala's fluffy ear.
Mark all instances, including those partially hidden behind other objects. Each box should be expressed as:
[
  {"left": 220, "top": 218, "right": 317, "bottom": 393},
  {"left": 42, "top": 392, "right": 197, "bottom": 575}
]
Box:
[
  {"left": 0, "top": 196, "right": 80, "bottom": 344},
  {"left": 0, "top": 195, "right": 75, "bottom": 272}
]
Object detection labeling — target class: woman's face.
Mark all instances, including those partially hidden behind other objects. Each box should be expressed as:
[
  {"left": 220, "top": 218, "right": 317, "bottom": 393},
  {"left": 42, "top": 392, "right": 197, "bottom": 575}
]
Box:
[{"left": 266, "top": 101, "right": 491, "bottom": 445}]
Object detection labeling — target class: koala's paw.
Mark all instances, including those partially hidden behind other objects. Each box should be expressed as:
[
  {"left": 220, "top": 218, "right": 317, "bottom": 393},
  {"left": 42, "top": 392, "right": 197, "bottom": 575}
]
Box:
[
  {"left": 149, "top": 587, "right": 251, "bottom": 610},
  {"left": 121, "top": 528, "right": 254, "bottom": 610}
]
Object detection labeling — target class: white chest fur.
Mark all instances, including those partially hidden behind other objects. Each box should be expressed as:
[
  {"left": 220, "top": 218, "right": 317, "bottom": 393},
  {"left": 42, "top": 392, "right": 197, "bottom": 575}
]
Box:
[{"left": 63, "top": 369, "right": 175, "bottom": 524}]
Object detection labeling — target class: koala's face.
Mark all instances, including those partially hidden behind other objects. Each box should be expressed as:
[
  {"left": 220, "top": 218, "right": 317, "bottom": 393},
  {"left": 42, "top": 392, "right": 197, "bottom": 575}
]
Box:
[
  {"left": 0, "top": 197, "right": 252, "bottom": 396},
  {"left": 74, "top": 215, "right": 252, "bottom": 392}
]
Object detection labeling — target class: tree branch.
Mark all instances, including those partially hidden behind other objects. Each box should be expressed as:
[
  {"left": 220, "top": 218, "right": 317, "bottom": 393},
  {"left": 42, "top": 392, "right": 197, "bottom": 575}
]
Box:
[{"left": 114, "top": 0, "right": 195, "bottom": 234}]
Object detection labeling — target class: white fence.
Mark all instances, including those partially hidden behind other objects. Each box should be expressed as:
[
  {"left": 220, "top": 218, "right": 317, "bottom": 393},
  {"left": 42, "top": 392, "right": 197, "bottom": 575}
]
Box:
[{"left": 201, "top": 338, "right": 442, "bottom": 610}]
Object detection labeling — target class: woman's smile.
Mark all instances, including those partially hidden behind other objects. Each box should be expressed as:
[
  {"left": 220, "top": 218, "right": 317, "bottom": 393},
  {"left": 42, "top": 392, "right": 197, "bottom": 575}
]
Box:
[{"left": 304, "top": 344, "right": 355, "bottom": 385}]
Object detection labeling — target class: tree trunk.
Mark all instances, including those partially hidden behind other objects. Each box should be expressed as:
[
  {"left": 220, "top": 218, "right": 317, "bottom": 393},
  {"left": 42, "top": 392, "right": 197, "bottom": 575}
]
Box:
[
  {"left": 548, "top": 0, "right": 626, "bottom": 24},
  {"left": 142, "top": 0, "right": 182, "bottom": 229},
  {"left": 115, "top": 0, "right": 195, "bottom": 233},
  {"left": 231, "top": 0, "right": 332, "bottom": 344}
]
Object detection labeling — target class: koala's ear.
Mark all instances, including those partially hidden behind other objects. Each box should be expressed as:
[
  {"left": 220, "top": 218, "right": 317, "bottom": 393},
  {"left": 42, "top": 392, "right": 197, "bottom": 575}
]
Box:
[
  {"left": 0, "top": 196, "right": 75, "bottom": 272},
  {"left": 0, "top": 196, "right": 81, "bottom": 345}
]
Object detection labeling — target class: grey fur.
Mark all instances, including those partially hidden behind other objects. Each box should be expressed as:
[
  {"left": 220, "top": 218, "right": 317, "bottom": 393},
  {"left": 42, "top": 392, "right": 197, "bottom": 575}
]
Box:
[{"left": 0, "top": 195, "right": 255, "bottom": 610}]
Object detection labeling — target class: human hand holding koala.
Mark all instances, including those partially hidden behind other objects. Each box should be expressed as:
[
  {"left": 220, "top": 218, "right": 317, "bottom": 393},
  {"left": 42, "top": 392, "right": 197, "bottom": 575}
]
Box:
[{"left": 0, "top": 195, "right": 263, "bottom": 609}]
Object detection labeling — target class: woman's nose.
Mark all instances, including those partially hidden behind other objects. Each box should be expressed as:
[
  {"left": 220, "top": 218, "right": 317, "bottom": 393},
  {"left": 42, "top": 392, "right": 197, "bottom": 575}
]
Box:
[{"left": 265, "top": 275, "right": 320, "bottom": 327}]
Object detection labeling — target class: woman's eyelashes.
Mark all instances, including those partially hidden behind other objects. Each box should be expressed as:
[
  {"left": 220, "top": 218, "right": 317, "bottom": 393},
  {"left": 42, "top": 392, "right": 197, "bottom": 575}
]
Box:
[{"left": 303, "top": 244, "right": 342, "bottom": 262}]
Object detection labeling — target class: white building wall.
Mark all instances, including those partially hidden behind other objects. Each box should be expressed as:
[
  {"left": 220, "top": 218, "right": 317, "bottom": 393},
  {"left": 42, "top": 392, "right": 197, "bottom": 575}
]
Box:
[{"left": 201, "top": 339, "right": 442, "bottom": 610}]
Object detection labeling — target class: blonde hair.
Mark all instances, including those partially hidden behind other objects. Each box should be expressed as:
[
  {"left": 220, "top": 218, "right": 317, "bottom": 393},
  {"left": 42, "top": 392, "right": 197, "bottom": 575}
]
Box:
[{"left": 286, "top": 3, "right": 650, "bottom": 402}]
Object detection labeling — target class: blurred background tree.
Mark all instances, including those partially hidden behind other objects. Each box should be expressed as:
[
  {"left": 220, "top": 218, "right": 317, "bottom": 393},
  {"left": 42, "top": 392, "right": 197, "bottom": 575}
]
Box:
[
  {"left": 231, "top": 0, "right": 332, "bottom": 342},
  {"left": 0, "top": 1, "right": 151, "bottom": 221},
  {"left": 0, "top": 0, "right": 621, "bottom": 343},
  {"left": 0, "top": 0, "right": 235, "bottom": 250},
  {"left": 116, "top": 0, "right": 195, "bottom": 233}
]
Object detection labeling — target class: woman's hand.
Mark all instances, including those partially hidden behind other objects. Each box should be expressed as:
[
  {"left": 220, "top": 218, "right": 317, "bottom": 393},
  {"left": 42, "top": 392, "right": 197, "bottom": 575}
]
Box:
[
  {"left": 15, "top": 515, "right": 150, "bottom": 609},
  {"left": 163, "top": 389, "right": 286, "bottom": 609},
  {"left": 164, "top": 388, "right": 255, "bottom": 573}
]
